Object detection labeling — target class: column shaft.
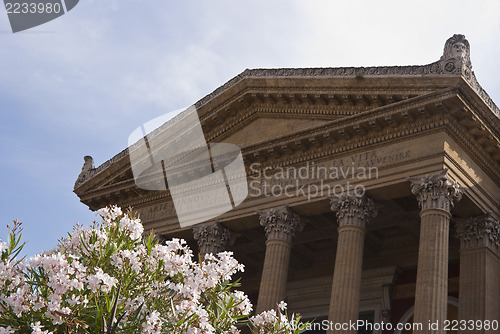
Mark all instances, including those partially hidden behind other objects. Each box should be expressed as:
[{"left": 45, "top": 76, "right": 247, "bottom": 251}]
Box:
[
  {"left": 458, "top": 248, "right": 500, "bottom": 332},
  {"left": 457, "top": 214, "right": 500, "bottom": 334},
  {"left": 256, "top": 239, "right": 292, "bottom": 313},
  {"left": 408, "top": 169, "right": 463, "bottom": 334},
  {"left": 256, "top": 206, "right": 303, "bottom": 313},
  {"left": 413, "top": 209, "right": 450, "bottom": 332},
  {"left": 328, "top": 225, "right": 365, "bottom": 333},
  {"left": 326, "top": 194, "right": 376, "bottom": 334}
]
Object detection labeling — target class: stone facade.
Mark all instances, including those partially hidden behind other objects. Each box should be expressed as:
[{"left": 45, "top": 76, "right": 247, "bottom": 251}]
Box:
[{"left": 74, "top": 35, "right": 500, "bottom": 334}]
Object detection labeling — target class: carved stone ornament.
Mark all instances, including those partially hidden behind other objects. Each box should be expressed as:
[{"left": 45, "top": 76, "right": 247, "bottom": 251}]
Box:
[
  {"left": 407, "top": 169, "right": 464, "bottom": 212},
  {"left": 258, "top": 206, "right": 303, "bottom": 242},
  {"left": 440, "top": 34, "right": 472, "bottom": 77},
  {"left": 74, "top": 155, "right": 95, "bottom": 188},
  {"left": 192, "top": 221, "right": 237, "bottom": 254},
  {"left": 328, "top": 194, "right": 377, "bottom": 229},
  {"left": 456, "top": 213, "right": 500, "bottom": 254}
]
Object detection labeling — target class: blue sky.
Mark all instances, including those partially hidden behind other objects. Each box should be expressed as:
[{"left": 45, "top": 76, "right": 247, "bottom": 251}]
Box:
[{"left": 1, "top": 0, "right": 499, "bottom": 258}]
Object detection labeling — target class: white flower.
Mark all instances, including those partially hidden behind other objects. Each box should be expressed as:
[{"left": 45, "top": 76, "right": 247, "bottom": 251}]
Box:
[
  {"left": 141, "top": 310, "right": 162, "bottom": 334},
  {"left": 0, "top": 326, "right": 14, "bottom": 334},
  {"left": 278, "top": 301, "right": 287, "bottom": 311},
  {"left": 30, "top": 322, "right": 52, "bottom": 334},
  {"left": 118, "top": 216, "right": 144, "bottom": 240},
  {"left": 86, "top": 268, "right": 118, "bottom": 293},
  {"left": 0, "top": 241, "right": 7, "bottom": 253}
]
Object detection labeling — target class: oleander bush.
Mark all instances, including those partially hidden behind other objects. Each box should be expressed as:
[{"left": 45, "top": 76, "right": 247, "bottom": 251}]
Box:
[{"left": 0, "top": 207, "right": 305, "bottom": 334}]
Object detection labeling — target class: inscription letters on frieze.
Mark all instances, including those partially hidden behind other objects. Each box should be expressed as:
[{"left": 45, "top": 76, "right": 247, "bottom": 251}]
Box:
[
  {"left": 136, "top": 148, "right": 411, "bottom": 224},
  {"left": 249, "top": 149, "right": 410, "bottom": 189}
]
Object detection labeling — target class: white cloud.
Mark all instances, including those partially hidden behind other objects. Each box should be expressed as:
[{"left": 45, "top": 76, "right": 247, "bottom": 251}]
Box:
[{"left": 297, "top": 0, "right": 500, "bottom": 66}]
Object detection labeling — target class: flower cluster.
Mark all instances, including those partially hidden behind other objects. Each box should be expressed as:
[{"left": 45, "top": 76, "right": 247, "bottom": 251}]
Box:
[
  {"left": 0, "top": 207, "right": 306, "bottom": 334},
  {"left": 250, "top": 302, "right": 305, "bottom": 334}
]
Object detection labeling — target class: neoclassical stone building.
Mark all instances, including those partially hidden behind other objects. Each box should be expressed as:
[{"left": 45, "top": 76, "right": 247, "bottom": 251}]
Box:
[{"left": 74, "top": 35, "right": 500, "bottom": 334}]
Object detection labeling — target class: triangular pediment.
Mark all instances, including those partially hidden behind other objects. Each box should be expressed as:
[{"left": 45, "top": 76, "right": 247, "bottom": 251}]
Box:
[
  {"left": 197, "top": 75, "right": 454, "bottom": 147},
  {"left": 220, "top": 117, "right": 330, "bottom": 147}
]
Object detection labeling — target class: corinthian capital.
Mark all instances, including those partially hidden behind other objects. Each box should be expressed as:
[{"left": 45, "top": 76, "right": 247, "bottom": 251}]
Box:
[
  {"left": 193, "top": 221, "right": 237, "bottom": 255},
  {"left": 258, "top": 206, "right": 303, "bottom": 242},
  {"left": 329, "top": 194, "right": 377, "bottom": 229},
  {"left": 407, "top": 169, "right": 464, "bottom": 212},
  {"left": 456, "top": 213, "right": 500, "bottom": 254}
]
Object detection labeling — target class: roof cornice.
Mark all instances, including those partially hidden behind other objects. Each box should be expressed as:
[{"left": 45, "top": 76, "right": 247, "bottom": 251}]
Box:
[{"left": 194, "top": 34, "right": 498, "bottom": 117}]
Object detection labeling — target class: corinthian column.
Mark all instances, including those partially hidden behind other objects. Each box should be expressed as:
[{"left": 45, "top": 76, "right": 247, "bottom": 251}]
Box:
[
  {"left": 456, "top": 213, "right": 500, "bottom": 334},
  {"left": 408, "top": 170, "right": 463, "bottom": 334},
  {"left": 193, "top": 221, "right": 237, "bottom": 258},
  {"left": 256, "top": 206, "right": 303, "bottom": 313},
  {"left": 327, "top": 194, "right": 376, "bottom": 334}
]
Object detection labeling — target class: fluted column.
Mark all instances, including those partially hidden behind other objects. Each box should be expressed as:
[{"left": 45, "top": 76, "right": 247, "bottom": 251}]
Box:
[
  {"left": 327, "top": 194, "right": 376, "bottom": 334},
  {"left": 256, "top": 206, "right": 303, "bottom": 313},
  {"left": 193, "top": 221, "right": 237, "bottom": 258},
  {"left": 408, "top": 170, "right": 463, "bottom": 334},
  {"left": 456, "top": 213, "right": 500, "bottom": 334}
]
